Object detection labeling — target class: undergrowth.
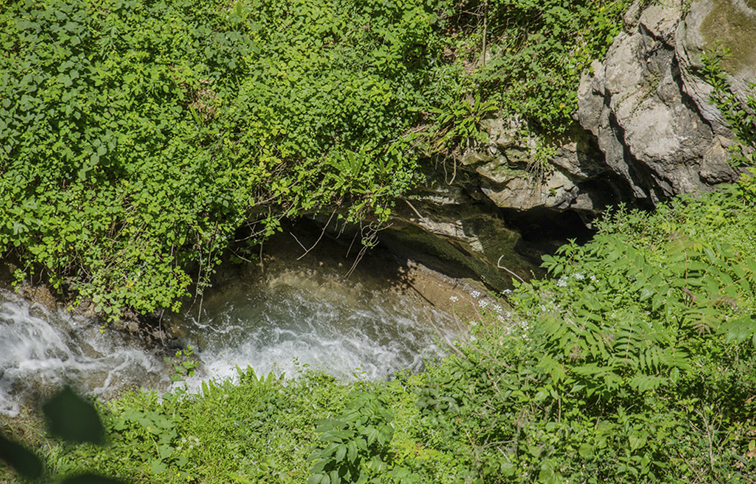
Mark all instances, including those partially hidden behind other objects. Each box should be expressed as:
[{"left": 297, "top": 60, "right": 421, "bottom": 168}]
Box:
[
  {"left": 5, "top": 172, "right": 755, "bottom": 484},
  {"left": 0, "top": 0, "right": 629, "bottom": 320}
]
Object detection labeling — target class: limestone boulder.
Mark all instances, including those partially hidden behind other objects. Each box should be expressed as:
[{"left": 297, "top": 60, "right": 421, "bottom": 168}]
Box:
[
  {"left": 577, "top": 0, "right": 744, "bottom": 204},
  {"left": 676, "top": 0, "right": 756, "bottom": 136}
]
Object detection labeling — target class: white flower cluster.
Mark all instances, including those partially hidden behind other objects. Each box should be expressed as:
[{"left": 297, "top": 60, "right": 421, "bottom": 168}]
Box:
[
  {"left": 176, "top": 435, "right": 201, "bottom": 452},
  {"left": 518, "top": 320, "right": 531, "bottom": 341},
  {"left": 476, "top": 297, "right": 511, "bottom": 322},
  {"left": 556, "top": 273, "right": 598, "bottom": 288}
]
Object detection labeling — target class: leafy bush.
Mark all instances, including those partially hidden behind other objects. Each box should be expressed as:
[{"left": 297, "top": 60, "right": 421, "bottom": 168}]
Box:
[
  {"left": 308, "top": 391, "right": 395, "bottom": 484},
  {"left": 433, "top": 0, "right": 630, "bottom": 134},
  {"left": 0, "top": 0, "right": 630, "bottom": 319},
  {"left": 22, "top": 182, "right": 756, "bottom": 483},
  {"left": 400, "top": 181, "right": 756, "bottom": 483},
  {"left": 35, "top": 367, "right": 351, "bottom": 483},
  {"left": 0, "top": 0, "right": 452, "bottom": 319},
  {"left": 1, "top": 386, "right": 124, "bottom": 483}
]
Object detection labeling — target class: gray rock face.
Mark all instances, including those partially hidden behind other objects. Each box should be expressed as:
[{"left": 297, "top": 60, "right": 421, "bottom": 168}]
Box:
[
  {"left": 577, "top": 0, "right": 750, "bottom": 203},
  {"left": 422, "top": 116, "right": 621, "bottom": 216},
  {"left": 384, "top": 163, "right": 538, "bottom": 290},
  {"left": 410, "top": 0, "right": 754, "bottom": 227},
  {"left": 380, "top": 0, "right": 756, "bottom": 290},
  {"left": 677, "top": 0, "right": 756, "bottom": 135}
]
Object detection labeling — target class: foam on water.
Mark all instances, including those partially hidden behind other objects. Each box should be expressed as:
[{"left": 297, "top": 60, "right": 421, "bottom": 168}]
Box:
[
  {"left": 178, "top": 268, "right": 455, "bottom": 387},
  {"left": 1, "top": 264, "right": 458, "bottom": 414},
  {"left": 0, "top": 289, "right": 167, "bottom": 417}
]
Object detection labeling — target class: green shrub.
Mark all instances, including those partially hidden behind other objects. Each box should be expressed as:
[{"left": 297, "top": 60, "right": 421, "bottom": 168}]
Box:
[
  {"left": 0, "top": 0, "right": 449, "bottom": 319},
  {"left": 28, "top": 184, "right": 756, "bottom": 483},
  {"left": 398, "top": 183, "right": 756, "bottom": 483},
  {"left": 0, "top": 0, "right": 629, "bottom": 318},
  {"left": 438, "top": 0, "right": 630, "bottom": 134},
  {"left": 308, "top": 391, "right": 395, "bottom": 484}
]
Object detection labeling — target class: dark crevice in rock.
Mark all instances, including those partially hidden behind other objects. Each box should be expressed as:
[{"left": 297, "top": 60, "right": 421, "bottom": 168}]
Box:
[
  {"left": 605, "top": 107, "right": 664, "bottom": 206},
  {"left": 503, "top": 207, "right": 595, "bottom": 259},
  {"left": 673, "top": 55, "right": 720, "bottom": 137}
]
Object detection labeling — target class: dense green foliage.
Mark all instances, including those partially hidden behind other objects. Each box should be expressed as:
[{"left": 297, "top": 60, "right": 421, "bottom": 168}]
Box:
[
  {"left": 0, "top": 0, "right": 441, "bottom": 318},
  {"left": 427, "top": 182, "right": 756, "bottom": 483},
  {"left": 457, "top": 0, "right": 629, "bottom": 132},
  {"left": 6, "top": 174, "right": 754, "bottom": 484},
  {"left": 5, "top": 3, "right": 756, "bottom": 483},
  {"left": 0, "top": 0, "right": 628, "bottom": 319}
]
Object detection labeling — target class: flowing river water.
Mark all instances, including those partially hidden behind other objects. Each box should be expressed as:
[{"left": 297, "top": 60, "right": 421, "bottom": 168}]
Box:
[{"left": 1, "top": 222, "right": 482, "bottom": 417}]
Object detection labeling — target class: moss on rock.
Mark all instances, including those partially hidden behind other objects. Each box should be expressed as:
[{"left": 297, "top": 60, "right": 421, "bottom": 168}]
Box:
[{"left": 700, "top": 0, "right": 756, "bottom": 75}]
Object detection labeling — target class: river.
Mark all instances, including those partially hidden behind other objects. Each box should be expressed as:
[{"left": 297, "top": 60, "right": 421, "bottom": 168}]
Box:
[{"left": 0, "top": 222, "right": 479, "bottom": 417}]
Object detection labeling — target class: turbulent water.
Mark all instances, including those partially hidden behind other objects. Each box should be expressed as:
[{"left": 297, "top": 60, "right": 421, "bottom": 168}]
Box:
[
  {"left": 0, "top": 232, "right": 461, "bottom": 416},
  {"left": 0, "top": 289, "right": 166, "bottom": 417},
  {"left": 178, "top": 267, "right": 455, "bottom": 384}
]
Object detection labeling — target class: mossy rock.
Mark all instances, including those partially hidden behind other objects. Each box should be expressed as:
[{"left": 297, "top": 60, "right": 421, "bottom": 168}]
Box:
[{"left": 700, "top": 0, "right": 756, "bottom": 77}]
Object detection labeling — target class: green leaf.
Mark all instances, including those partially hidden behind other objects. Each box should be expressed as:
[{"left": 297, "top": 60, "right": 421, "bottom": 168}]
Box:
[
  {"left": 150, "top": 459, "right": 167, "bottom": 474},
  {"left": 355, "top": 437, "right": 367, "bottom": 451},
  {"left": 0, "top": 433, "right": 44, "bottom": 480},
  {"left": 307, "top": 474, "right": 324, "bottom": 484},
  {"left": 43, "top": 386, "right": 105, "bottom": 445},
  {"left": 578, "top": 443, "right": 594, "bottom": 459},
  {"left": 159, "top": 444, "right": 173, "bottom": 460},
  {"left": 363, "top": 426, "right": 380, "bottom": 445},
  {"left": 335, "top": 444, "right": 347, "bottom": 462},
  {"left": 346, "top": 440, "right": 358, "bottom": 463},
  {"left": 629, "top": 431, "right": 648, "bottom": 452}
]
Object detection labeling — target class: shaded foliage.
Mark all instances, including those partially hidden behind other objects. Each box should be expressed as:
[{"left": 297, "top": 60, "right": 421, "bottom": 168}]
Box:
[{"left": 0, "top": 0, "right": 628, "bottom": 319}]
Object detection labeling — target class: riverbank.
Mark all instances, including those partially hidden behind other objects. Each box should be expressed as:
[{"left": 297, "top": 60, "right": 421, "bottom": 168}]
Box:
[
  {"left": 0, "top": 217, "right": 504, "bottom": 439},
  {"left": 3, "top": 178, "right": 756, "bottom": 483}
]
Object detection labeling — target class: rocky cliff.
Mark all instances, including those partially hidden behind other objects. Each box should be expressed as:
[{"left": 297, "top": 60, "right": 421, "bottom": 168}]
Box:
[
  {"left": 382, "top": 0, "right": 755, "bottom": 289},
  {"left": 578, "top": 0, "right": 753, "bottom": 204},
  {"left": 454, "top": 0, "right": 755, "bottom": 215}
]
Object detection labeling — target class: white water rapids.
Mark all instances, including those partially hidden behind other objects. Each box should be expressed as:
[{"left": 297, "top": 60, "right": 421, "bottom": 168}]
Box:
[
  {"left": 178, "top": 266, "right": 455, "bottom": 384},
  {"left": 0, "top": 289, "right": 166, "bottom": 417},
  {"left": 0, "top": 238, "right": 463, "bottom": 416}
]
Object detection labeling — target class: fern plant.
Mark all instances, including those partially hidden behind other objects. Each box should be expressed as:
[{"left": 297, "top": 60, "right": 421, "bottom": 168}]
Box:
[{"left": 527, "top": 207, "right": 756, "bottom": 399}]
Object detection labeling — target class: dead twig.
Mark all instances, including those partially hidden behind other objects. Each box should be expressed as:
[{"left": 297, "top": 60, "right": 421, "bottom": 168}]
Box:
[
  {"left": 404, "top": 199, "right": 428, "bottom": 223},
  {"left": 497, "top": 254, "right": 525, "bottom": 284},
  {"left": 296, "top": 210, "right": 337, "bottom": 261}
]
